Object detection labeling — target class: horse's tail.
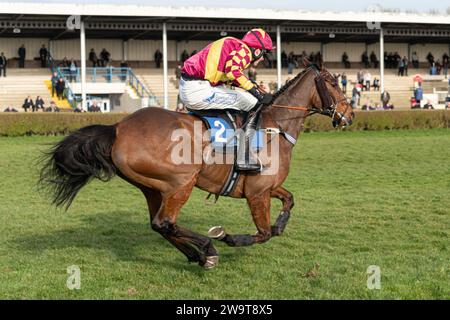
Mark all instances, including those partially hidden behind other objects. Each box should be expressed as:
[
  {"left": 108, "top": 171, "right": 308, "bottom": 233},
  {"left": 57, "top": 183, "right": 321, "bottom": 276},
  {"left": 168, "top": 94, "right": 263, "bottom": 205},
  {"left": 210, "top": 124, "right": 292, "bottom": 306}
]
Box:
[{"left": 39, "top": 124, "right": 117, "bottom": 210}]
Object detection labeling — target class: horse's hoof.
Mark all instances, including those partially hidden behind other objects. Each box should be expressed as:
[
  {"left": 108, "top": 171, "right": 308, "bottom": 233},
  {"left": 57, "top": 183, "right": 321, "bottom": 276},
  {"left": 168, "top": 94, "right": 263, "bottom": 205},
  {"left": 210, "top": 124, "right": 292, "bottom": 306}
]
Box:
[
  {"left": 208, "top": 226, "right": 226, "bottom": 240},
  {"left": 202, "top": 256, "right": 219, "bottom": 270}
]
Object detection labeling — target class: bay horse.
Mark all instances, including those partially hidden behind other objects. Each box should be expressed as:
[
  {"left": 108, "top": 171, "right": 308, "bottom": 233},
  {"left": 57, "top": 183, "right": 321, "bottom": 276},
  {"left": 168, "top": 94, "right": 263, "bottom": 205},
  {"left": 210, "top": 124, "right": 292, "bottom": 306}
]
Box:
[{"left": 39, "top": 58, "right": 354, "bottom": 269}]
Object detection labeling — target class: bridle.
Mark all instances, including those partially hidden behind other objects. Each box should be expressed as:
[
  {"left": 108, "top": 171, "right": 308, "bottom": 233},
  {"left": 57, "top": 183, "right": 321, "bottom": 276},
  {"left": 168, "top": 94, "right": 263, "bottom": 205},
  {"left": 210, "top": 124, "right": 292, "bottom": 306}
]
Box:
[{"left": 271, "top": 65, "right": 352, "bottom": 128}]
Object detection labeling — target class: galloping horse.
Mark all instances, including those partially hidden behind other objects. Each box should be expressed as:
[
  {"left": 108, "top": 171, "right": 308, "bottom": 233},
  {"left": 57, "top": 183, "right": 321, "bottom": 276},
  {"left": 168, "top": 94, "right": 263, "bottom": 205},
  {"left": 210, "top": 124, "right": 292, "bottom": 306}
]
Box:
[{"left": 39, "top": 58, "right": 354, "bottom": 269}]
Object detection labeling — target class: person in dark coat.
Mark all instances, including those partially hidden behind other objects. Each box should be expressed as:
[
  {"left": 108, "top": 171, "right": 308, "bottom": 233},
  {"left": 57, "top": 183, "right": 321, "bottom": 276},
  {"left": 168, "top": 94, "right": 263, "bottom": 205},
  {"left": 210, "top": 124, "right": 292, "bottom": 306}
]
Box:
[
  {"left": 34, "top": 96, "right": 45, "bottom": 112},
  {"left": 100, "top": 48, "right": 111, "bottom": 67},
  {"left": 39, "top": 45, "right": 48, "bottom": 68},
  {"left": 89, "top": 49, "right": 98, "bottom": 68},
  {"left": 18, "top": 45, "right": 26, "bottom": 68},
  {"left": 154, "top": 49, "right": 162, "bottom": 68},
  {"left": 22, "top": 96, "right": 34, "bottom": 112},
  {"left": 55, "top": 78, "right": 66, "bottom": 100}
]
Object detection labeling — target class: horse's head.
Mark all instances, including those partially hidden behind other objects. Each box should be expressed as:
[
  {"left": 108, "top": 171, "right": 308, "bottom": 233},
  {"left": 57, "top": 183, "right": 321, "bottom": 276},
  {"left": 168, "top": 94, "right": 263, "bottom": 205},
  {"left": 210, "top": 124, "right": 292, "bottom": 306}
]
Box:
[{"left": 303, "top": 57, "right": 355, "bottom": 128}]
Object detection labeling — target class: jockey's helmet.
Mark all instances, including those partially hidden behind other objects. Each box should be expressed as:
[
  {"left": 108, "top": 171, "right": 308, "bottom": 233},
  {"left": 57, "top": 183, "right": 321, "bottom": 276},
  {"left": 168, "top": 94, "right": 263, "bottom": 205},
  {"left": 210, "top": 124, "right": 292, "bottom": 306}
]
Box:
[{"left": 241, "top": 28, "right": 274, "bottom": 60}]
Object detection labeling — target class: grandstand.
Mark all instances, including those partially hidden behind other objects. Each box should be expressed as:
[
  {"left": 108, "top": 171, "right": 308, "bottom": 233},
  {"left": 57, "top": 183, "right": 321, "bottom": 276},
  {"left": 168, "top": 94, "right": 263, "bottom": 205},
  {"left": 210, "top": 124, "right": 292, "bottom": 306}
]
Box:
[{"left": 1, "top": 2, "right": 450, "bottom": 112}]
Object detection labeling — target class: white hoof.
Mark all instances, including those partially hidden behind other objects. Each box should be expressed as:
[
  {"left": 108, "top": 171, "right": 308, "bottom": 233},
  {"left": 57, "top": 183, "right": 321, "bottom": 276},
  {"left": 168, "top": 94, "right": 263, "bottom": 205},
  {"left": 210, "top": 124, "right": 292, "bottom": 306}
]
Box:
[
  {"left": 203, "top": 256, "right": 219, "bottom": 270},
  {"left": 208, "top": 226, "right": 226, "bottom": 240}
]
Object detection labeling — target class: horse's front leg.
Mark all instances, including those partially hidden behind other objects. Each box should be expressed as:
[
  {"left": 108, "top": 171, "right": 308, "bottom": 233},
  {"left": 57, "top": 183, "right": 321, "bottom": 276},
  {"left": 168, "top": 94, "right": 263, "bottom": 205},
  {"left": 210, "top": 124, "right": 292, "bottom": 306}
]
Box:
[
  {"left": 210, "top": 191, "right": 272, "bottom": 247},
  {"left": 270, "top": 186, "right": 294, "bottom": 236}
]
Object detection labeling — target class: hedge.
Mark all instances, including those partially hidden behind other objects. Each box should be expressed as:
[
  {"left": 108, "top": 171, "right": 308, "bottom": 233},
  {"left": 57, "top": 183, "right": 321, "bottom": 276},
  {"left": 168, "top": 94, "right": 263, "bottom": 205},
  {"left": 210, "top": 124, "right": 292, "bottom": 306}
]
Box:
[{"left": 0, "top": 110, "right": 449, "bottom": 136}]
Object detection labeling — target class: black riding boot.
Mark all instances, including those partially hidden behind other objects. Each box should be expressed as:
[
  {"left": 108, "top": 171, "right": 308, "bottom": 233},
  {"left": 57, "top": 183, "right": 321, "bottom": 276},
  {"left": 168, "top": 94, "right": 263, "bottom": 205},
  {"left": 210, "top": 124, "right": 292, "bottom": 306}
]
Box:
[{"left": 236, "top": 107, "right": 262, "bottom": 172}]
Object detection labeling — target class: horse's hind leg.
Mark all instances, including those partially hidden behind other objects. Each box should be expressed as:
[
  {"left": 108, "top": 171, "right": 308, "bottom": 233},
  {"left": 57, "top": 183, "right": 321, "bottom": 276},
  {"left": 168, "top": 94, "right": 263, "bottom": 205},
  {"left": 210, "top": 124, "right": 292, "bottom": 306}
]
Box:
[
  {"left": 141, "top": 187, "right": 204, "bottom": 263},
  {"left": 148, "top": 183, "right": 219, "bottom": 269},
  {"left": 270, "top": 187, "right": 294, "bottom": 236}
]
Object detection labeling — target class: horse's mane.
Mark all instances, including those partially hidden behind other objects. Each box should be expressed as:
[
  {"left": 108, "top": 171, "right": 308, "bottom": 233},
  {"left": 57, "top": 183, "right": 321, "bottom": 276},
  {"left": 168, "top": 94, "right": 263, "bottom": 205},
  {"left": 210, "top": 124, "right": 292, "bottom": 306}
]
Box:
[{"left": 271, "top": 67, "right": 312, "bottom": 102}]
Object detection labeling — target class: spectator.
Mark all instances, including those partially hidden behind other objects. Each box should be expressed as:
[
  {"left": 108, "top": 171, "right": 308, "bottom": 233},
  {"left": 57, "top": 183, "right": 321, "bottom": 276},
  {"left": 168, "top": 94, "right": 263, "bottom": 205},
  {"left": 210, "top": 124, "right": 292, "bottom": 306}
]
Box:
[
  {"left": 287, "top": 51, "right": 296, "bottom": 75},
  {"left": 174, "top": 62, "right": 182, "bottom": 88},
  {"left": 22, "top": 96, "right": 34, "bottom": 112},
  {"left": 89, "top": 49, "right": 98, "bottom": 67},
  {"left": 181, "top": 50, "right": 189, "bottom": 63},
  {"left": 443, "top": 55, "right": 449, "bottom": 79},
  {"left": 154, "top": 49, "right": 163, "bottom": 68},
  {"left": 393, "top": 52, "right": 401, "bottom": 69},
  {"left": 403, "top": 56, "right": 409, "bottom": 76},
  {"left": 176, "top": 94, "right": 186, "bottom": 113},
  {"left": 423, "top": 100, "right": 434, "bottom": 109},
  {"left": 39, "top": 44, "right": 48, "bottom": 68},
  {"left": 190, "top": 50, "right": 198, "bottom": 57},
  {"left": 268, "top": 81, "right": 277, "bottom": 94},
  {"left": 370, "top": 51, "right": 379, "bottom": 68},
  {"left": 0, "top": 52, "right": 6, "bottom": 77},
  {"left": 88, "top": 101, "right": 101, "bottom": 112},
  {"left": 51, "top": 72, "right": 58, "bottom": 98},
  {"left": 357, "top": 70, "right": 364, "bottom": 88},
  {"left": 34, "top": 96, "right": 45, "bottom": 112},
  {"left": 373, "top": 78, "right": 380, "bottom": 91},
  {"left": 351, "top": 85, "right": 360, "bottom": 108},
  {"left": 56, "top": 78, "right": 66, "bottom": 100},
  {"left": 430, "top": 62, "right": 437, "bottom": 75},
  {"left": 45, "top": 101, "right": 59, "bottom": 112},
  {"left": 398, "top": 58, "right": 405, "bottom": 77},
  {"left": 259, "top": 81, "right": 267, "bottom": 93},
  {"left": 100, "top": 49, "right": 111, "bottom": 67},
  {"left": 362, "top": 51, "right": 370, "bottom": 68},
  {"left": 60, "top": 57, "right": 70, "bottom": 68},
  {"left": 383, "top": 103, "right": 394, "bottom": 110},
  {"left": 341, "top": 73, "right": 347, "bottom": 94},
  {"left": 3, "top": 106, "right": 18, "bottom": 112},
  {"left": 342, "top": 52, "right": 350, "bottom": 68},
  {"left": 364, "top": 72, "right": 372, "bottom": 91},
  {"left": 120, "top": 60, "right": 128, "bottom": 82},
  {"left": 18, "top": 44, "right": 26, "bottom": 68},
  {"left": 411, "top": 97, "right": 421, "bottom": 109},
  {"left": 412, "top": 52, "right": 419, "bottom": 68},
  {"left": 414, "top": 84, "right": 423, "bottom": 106},
  {"left": 69, "top": 59, "right": 77, "bottom": 82},
  {"left": 248, "top": 64, "right": 257, "bottom": 82},
  {"left": 74, "top": 105, "right": 84, "bottom": 113},
  {"left": 426, "top": 52, "right": 435, "bottom": 66},
  {"left": 281, "top": 50, "right": 288, "bottom": 68}
]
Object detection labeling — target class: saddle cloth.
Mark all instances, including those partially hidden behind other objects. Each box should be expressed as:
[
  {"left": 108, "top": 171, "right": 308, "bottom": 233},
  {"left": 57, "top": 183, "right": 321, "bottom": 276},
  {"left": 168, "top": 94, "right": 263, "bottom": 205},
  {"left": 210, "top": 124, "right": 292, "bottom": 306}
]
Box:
[{"left": 189, "top": 110, "right": 264, "bottom": 154}]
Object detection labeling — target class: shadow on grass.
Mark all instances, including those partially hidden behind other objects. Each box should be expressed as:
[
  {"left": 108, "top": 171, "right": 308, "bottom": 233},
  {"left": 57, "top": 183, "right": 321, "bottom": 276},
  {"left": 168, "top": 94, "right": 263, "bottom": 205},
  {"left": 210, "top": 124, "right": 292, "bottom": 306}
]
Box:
[{"left": 9, "top": 210, "right": 248, "bottom": 273}]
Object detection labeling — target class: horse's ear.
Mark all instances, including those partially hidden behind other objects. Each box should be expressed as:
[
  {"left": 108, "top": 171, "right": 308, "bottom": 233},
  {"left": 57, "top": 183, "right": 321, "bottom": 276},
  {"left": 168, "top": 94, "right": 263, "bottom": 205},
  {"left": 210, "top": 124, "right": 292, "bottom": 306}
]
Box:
[
  {"left": 302, "top": 57, "right": 311, "bottom": 68},
  {"left": 316, "top": 53, "right": 324, "bottom": 70}
]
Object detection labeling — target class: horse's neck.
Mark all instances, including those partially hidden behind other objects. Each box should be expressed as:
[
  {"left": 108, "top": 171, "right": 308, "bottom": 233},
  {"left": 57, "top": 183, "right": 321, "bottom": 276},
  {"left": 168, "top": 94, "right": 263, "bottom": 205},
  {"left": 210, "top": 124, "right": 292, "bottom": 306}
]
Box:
[{"left": 264, "top": 73, "right": 314, "bottom": 141}]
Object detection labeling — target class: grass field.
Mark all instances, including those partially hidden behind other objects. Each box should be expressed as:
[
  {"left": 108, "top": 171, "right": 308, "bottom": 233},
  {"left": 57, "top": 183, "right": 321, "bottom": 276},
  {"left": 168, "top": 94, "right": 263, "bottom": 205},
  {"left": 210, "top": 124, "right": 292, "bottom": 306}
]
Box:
[{"left": 0, "top": 129, "right": 449, "bottom": 299}]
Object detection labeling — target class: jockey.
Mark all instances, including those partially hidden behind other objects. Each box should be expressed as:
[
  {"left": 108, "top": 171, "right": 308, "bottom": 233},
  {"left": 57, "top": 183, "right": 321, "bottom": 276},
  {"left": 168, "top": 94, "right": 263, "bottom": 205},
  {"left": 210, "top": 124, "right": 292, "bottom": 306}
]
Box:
[{"left": 179, "top": 28, "right": 274, "bottom": 171}]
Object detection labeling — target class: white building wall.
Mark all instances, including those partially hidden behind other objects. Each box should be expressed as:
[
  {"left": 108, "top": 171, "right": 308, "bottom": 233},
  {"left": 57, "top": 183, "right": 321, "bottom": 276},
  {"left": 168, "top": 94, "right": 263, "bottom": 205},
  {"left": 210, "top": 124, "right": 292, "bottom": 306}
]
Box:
[
  {"left": 410, "top": 43, "right": 450, "bottom": 62},
  {"left": 278, "top": 42, "right": 321, "bottom": 55},
  {"left": 323, "top": 43, "right": 366, "bottom": 62},
  {"left": 367, "top": 43, "right": 409, "bottom": 59},
  {"left": 127, "top": 39, "right": 176, "bottom": 61},
  {"left": 52, "top": 39, "right": 123, "bottom": 60},
  {"left": 0, "top": 37, "right": 48, "bottom": 59}
]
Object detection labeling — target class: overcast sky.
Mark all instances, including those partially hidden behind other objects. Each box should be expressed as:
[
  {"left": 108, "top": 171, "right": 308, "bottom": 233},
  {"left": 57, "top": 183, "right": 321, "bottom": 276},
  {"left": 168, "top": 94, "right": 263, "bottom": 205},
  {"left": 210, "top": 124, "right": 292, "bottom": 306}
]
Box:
[{"left": 3, "top": 0, "right": 450, "bottom": 13}]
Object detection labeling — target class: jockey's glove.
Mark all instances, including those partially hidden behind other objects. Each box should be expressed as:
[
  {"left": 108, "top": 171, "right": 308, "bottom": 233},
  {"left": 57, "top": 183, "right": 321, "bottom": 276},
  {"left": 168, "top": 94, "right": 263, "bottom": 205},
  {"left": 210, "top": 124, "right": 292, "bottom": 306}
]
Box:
[{"left": 249, "top": 87, "right": 273, "bottom": 105}]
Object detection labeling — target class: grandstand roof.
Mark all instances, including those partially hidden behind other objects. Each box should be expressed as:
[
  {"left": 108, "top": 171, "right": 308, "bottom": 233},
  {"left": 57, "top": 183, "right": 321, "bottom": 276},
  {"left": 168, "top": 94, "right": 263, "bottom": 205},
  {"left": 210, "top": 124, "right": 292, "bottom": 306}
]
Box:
[{"left": 1, "top": 2, "right": 450, "bottom": 43}]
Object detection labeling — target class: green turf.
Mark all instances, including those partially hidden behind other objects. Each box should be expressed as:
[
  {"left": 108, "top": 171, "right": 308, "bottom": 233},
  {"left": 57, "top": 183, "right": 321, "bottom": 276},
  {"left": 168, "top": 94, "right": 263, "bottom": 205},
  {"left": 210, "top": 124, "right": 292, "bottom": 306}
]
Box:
[{"left": 0, "top": 129, "right": 449, "bottom": 299}]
